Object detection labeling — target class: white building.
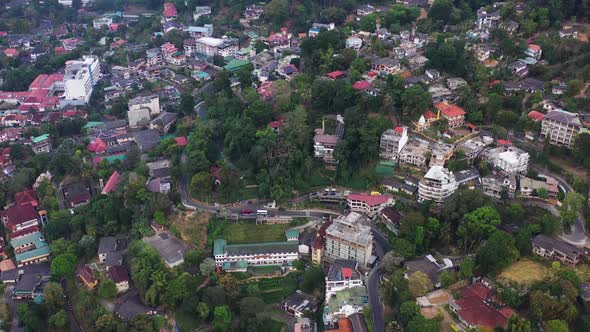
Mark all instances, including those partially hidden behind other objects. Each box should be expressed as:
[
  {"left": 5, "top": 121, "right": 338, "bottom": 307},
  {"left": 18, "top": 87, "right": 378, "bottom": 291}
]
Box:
[
  {"left": 325, "top": 259, "right": 363, "bottom": 298},
  {"left": 128, "top": 94, "right": 160, "bottom": 117},
  {"left": 418, "top": 166, "right": 458, "bottom": 203},
  {"left": 380, "top": 127, "right": 409, "bottom": 161},
  {"left": 398, "top": 140, "right": 430, "bottom": 168},
  {"left": 541, "top": 109, "right": 582, "bottom": 148},
  {"left": 346, "top": 193, "right": 394, "bottom": 217},
  {"left": 481, "top": 175, "right": 516, "bottom": 198},
  {"left": 483, "top": 145, "right": 529, "bottom": 175},
  {"left": 345, "top": 36, "right": 363, "bottom": 50},
  {"left": 188, "top": 24, "right": 213, "bottom": 38},
  {"left": 213, "top": 238, "right": 299, "bottom": 270},
  {"left": 127, "top": 108, "right": 151, "bottom": 129},
  {"left": 58, "top": 0, "right": 73, "bottom": 6},
  {"left": 63, "top": 56, "right": 100, "bottom": 105},
  {"left": 93, "top": 17, "right": 113, "bottom": 29},
  {"left": 194, "top": 37, "right": 238, "bottom": 58},
  {"left": 193, "top": 6, "right": 212, "bottom": 21},
  {"left": 325, "top": 212, "right": 373, "bottom": 266}
]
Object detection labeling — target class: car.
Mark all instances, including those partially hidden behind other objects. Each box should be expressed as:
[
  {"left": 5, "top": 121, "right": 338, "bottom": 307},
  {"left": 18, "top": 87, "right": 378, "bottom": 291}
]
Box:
[
  {"left": 278, "top": 207, "right": 286, "bottom": 211},
  {"left": 240, "top": 209, "right": 254, "bottom": 214}
]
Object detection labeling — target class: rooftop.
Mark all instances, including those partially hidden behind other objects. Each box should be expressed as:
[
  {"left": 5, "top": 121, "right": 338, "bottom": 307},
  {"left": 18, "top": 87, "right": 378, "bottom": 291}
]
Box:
[
  {"left": 143, "top": 231, "right": 187, "bottom": 266},
  {"left": 327, "top": 259, "right": 360, "bottom": 281}
]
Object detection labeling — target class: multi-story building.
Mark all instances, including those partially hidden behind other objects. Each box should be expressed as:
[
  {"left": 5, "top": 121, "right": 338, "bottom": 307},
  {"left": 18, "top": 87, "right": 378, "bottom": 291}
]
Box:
[
  {"left": 418, "top": 166, "right": 458, "bottom": 203},
  {"left": 128, "top": 108, "right": 151, "bottom": 129},
  {"left": 31, "top": 134, "right": 51, "bottom": 154},
  {"left": 163, "top": 2, "right": 178, "bottom": 21},
  {"left": 519, "top": 177, "right": 559, "bottom": 198},
  {"left": 429, "top": 142, "right": 454, "bottom": 167},
  {"left": 313, "top": 126, "right": 341, "bottom": 168},
  {"left": 146, "top": 48, "right": 163, "bottom": 66},
  {"left": 63, "top": 56, "right": 100, "bottom": 105},
  {"left": 11, "top": 231, "right": 51, "bottom": 267},
  {"left": 213, "top": 236, "right": 299, "bottom": 271},
  {"left": 371, "top": 58, "right": 401, "bottom": 75},
  {"left": 193, "top": 6, "right": 212, "bottom": 20},
  {"left": 325, "top": 212, "right": 373, "bottom": 266},
  {"left": 345, "top": 36, "right": 363, "bottom": 50},
  {"left": 541, "top": 109, "right": 582, "bottom": 148},
  {"left": 475, "top": 8, "right": 501, "bottom": 30},
  {"left": 525, "top": 44, "right": 542, "bottom": 59},
  {"left": 435, "top": 102, "right": 466, "bottom": 128},
  {"left": 398, "top": 140, "right": 429, "bottom": 168},
  {"left": 128, "top": 94, "right": 160, "bottom": 117},
  {"left": 0, "top": 204, "right": 42, "bottom": 233},
  {"left": 483, "top": 145, "right": 529, "bottom": 175},
  {"left": 481, "top": 175, "right": 516, "bottom": 199},
  {"left": 188, "top": 24, "right": 213, "bottom": 38},
  {"left": 457, "top": 138, "right": 487, "bottom": 163},
  {"left": 194, "top": 37, "right": 238, "bottom": 58},
  {"left": 532, "top": 234, "right": 583, "bottom": 265},
  {"left": 379, "top": 127, "right": 409, "bottom": 161},
  {"left": 346, "top": 193, "right": 394, "bottom": 217}
]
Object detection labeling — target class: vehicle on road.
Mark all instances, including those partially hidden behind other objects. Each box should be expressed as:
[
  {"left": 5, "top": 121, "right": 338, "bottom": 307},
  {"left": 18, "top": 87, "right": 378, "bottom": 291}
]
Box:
[
  {"left": 256, "top": 209, "right": 268, "bottom": 215},
  {"left": 240, "top": 209, "right": 254, "bottom": 214}
]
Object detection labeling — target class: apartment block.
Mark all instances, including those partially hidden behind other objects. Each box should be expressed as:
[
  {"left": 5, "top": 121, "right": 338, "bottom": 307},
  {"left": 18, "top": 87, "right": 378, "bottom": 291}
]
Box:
[
  {"left": 418, "top": 166, "right": 458, "bottom": 203},
  {"left": 325, "top": 212, "right": 373, "bottom": 266},
  {"left": 63, "top": 56, "right": 100, "bottom": 105},
  {"left": 541, "top": 109, "right": 582, "bottom": 148},
  {"left": 379, "top": 127, "right": 409, "bottom": 161}
]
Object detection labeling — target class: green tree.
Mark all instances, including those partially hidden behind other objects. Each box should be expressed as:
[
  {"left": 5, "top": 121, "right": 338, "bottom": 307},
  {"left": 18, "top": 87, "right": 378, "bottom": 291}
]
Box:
[
  {"left": 197, "top": 302, "right": 210, "bottom": 321},
  {"left": 50, "top": 253, "right": 77, "bottom": 279},
  {"left": 43, "top": 282, "right": 65, "bottom": 313},
  {"left": 199, "top": 258, "right": 216, "bottom": 276},
  {"left": 560, "top": 192, "right": 585, "bottom": 230},
  {"left": 399, "top": 301, "right": 420, "bottom": 325},
  {"left": 429, "top": 0, "right": 454, "bottom": 24},
  {"left": 98, "top": 279, "right": 118, "bottom": 299},
  {"left": 302, "top": 266, "right": 324, "bottom": 293},
  {"left": 476, "top": 231, "right": 519, "bottom": 275},
  {"left": 507, "top": 315, "right": 531, "bottom": 332},
  {"left": 536, "top": 188, "right": 549, "bottom": 199},
  {"left": 49, "top": 310, "right": 68, "bottom": 330},
  {"left": 457, "top": 206, "right": 502, "bottom": 250},
  {"left": 212, "top": 305, "right": 232, "bottom": 332},
  {"left": 545, "top": 320, "right": 569, "bottom": 332},
  {"left": 95, "top": 313, "right": 120, "bottom": 331},
  {"left": 459, "top": 257, "right": 475, "bottom": 278},
  {"left": 264, "top": 0, "right": 289, "bottom": 24}
]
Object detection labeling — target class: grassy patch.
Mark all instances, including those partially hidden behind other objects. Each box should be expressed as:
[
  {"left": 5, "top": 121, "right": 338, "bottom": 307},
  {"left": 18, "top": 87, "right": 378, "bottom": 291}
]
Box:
[
  {"left": 364, "top": 307, "right": 374, "bottom": 332},
  {"left": 244, "top": 272, "right": 301, "bottom": 304},
  {"left": 208, "top": 219, "right": 291, "bottom": 246},
  {"left": 170, "top": 211, "right": 210, "bottom": 250},
  {"left": 574, "top": 264, "right": 590, "bottom": 282},
  {"left": 270, "top": 319, "right": 287, "bottom": 332},
  {"left": 248, "top": 265, "right": 282, "bottom": 275},
  {"left": 498, "top": 258, "right": 553, "bottom": 286}
]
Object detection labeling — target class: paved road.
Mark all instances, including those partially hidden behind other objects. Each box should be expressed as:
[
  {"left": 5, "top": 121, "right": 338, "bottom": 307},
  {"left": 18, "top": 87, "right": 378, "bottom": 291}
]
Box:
[
  {"left": 61, "top": 279, "right": 83, "bottom": 332},
  {"left": 367, "top": 229, "right": 389, "bottom": 332}
]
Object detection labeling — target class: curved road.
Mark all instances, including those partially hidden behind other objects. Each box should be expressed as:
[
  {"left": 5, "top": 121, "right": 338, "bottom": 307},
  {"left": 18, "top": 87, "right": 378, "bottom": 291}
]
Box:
[{"left": 368, "top": 229, "right": 389, "bottom": 332}]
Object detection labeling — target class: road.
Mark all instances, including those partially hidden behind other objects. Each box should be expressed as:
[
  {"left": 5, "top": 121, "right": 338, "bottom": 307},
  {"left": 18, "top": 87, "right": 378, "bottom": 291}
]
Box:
[
  {"left": 61, "top": 279, "right": 83, "bottom": 332},
  {"left": 531, "top": 165, "right": 587, "bottom": 247},
  {"left": 367, "top": 229, "right": 389, "bottom": 332}
]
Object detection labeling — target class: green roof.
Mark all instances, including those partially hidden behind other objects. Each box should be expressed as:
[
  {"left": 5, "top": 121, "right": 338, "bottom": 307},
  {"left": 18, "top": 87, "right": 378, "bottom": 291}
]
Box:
[
  {"left": 31, "top": 134, "right": 49, "bottom": 143},
  {"left": 162, "top": 134, "right": 177, "bottom": 140},
  {"left": 83, "top": 121, "right": 104, "bottom": 129},
  {"left": 327, "top": 286, "right": 368, "bottom": 313},
  {"left": 15, "top": 246, "right": 50, "bottom": 264},
  {"left": 224, "top": 59, "right": 250, "bottom": 71},
  {"left": 379, "top": 161, "right": 396, "bottom": 167},
  {"left": 11, "top": 231, "right": 45, "bottom": 248},
  {"left": 225, "top": 241, "right": 298, "bottom": 256},
  {"left": 285, "top": 229, "right": 299, "bottom": 238},
  {"left": 103, "top": 154, "right": 127, "bottom": 163},
  {"left": 214, "top": 239, "right": 227, "bottom": 256},
  {"left": 222, "top": 260, "right": 248, "bottom": 270}
]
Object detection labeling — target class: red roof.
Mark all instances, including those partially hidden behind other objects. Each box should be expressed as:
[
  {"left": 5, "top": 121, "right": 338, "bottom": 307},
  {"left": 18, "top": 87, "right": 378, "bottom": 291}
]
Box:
[
  {"left": 341, "top": 267, "right": 353, "bottom": 279},
  {"left": 435, "top": 102, "right": 466, "bottom": 118},
  {"left": 466, "top": 123, "right": 478, "bottom": 130},
  {"left": 346, "top": 193, "right": 392, "bottom": 206},
  {"left": 108, "top": 265, "right": 129, "bottom": 283},
  {"left": 101, "top": 171, "right": 121, "bottom": 195},
  {"left": 393, "top": 126, "right": 404, "bottom": 134},
  {"left": 0, "top": 32, "right": 7, "bottom": 37},
  {"left": 87, "top": 138, "right": 107, "bottom": 154},
  {"left": 454, "top": 283, "right": 514, "bottom": 329},
  {"left": 79, "top": 266, "right": 97, "bottom": 284},
  {"left": 163, "top": 2, "right": 177, "bottom": 17},
  {"left": 15, "top": 189, "right": 38, "bottom": 207},
  {"left": 497, "top": 139, "right": 512, "bottom": 146},
  {"left": 0, "top": 204, "right": 39, "bottom": 231},
  {"left": 528, "top": 44, "right": 541, "bottom": 51},
  {"left": 424, "top": 110, "right": 437, "bottom": 119},
  {"left": 29, "top": 74, "right": 49, "bottom": 90},
  {"left": 54, "top": 46, "right": 67, "bottom": 54},
  {"left": 352, "top": 81, "right": 371, "bottom": 91},
  {"left": 528, "top": 110, "right": 545, "bottom": 121},
  {"left": 3, "top": 48, "right": 19, "bottom": 57},
  {"left": 9, "top": 225, "right": 40, "bottom": 240},
  {"left": 268, "top": 119, "right": 284, "bottom": 129},
  {"left": 326, "top": 71, "right": 346, "bottom": 79},
  {"left": 174, "top": 136, "right": 188, "bottom": 147}
]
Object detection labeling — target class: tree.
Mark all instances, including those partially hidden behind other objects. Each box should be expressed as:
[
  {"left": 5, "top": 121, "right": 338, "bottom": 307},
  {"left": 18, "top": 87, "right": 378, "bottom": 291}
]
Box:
[
  {"left": 51, "top": 253, "right": 77, "bottom": 279},
  {"left": 440, "top": 271, "right": 457, "bottom": 287},
  {"left": 43, "top": 282, "right": 65, "bottom": 313},
  {"left": 507, "top": 315, "right": 531, "bottom": 332},
  {"left": 199, "top": 258, "right": 216, "bottom": 276},
  {"left": 545, "top": 320, "right": 569, "bottom": 332},
  {"left": 50, "top": 239, "right": 76, "bottom": 257},
  {"left": 382, "top": 251, "right": 405, "bottom": 273},
  {"left": 429, "top": 0, "right": 453, "bottom": 23},
  {"left": 98, "top": 279, "right": 118, "bottom": 299},
  {"left": 476, "top": 231, "right": 519, "bottom": 275},
  {"left": 130, "top": 314, "right": 156, "bottom": 332},
  {"left": 536, "top": 188, "right": 549, "bottom": 199},
  {"left": 179, "top": 91, "right": 194, "bottom": 116},
  {"left": 265, "top": 0, "right": 289, "bottom": 24},
  {"left": 399, "top": 301, "right": 420, "bottom": 325},
  {"left": 459, "top": 257, "right": 475, "bottom": 278},
  {"left": 197, "top": 302, "right": 210, "bottom": 321},
  {"left": 560, "top": 192, "right": 585, "bottom": 230},
  {"left": 401, "top": 85, "right": 432, "bottom": 120},
  {"left": 302, "top": 266, "right": 324, "bottom": 293},
  {"left": 49, "top": 310, "right": 68, "bottom": 330},
  {"left": 566, "top": 79, "right": 584, "bottom": 97},
  {"left": 457, "top": 206, "right": 502, "bottom": 250},
  {"left": 95, "top": 313, "right": 120, "bottom": 331},
  {"left": 406, "top": 315, "right": 440, "bottom": 332},
  {"left": 219, "top": 274, "right": 239, "bottom": 299},
  {"left": 212, "top": 305, "right": 232, "bottom": 332}
]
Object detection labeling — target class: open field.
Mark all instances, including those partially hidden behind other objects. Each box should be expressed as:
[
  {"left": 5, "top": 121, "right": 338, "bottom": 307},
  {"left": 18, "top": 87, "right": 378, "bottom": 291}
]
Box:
[
  {"left": 243, "top": 273, "right": 301, "bottom": 303},
  {"left": 171, "top": 211, "right": 210, "bottom": 250},
  {"left": 208, "top": 219, "right": 291, "bottom": 245},
  {"left": 498, "top": 259, "right": 553, "bottom": 285}
]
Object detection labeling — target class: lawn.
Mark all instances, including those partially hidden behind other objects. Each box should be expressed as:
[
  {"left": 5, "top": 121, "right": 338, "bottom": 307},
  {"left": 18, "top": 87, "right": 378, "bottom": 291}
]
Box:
[
  {"left": 498, "top": 259, "right": 553, "bottom": 286},
  {"left": 208, "top": 219, "right": 292, "bottom": 245},
  {"left": 270, "top": 319, "right": 287, "bottom": 332},
  {"left": 244, "top": 272, "right": 301, "bottom": 304},
  {"left": 170, "top": 211, "right": 210, "bottom": 250}
]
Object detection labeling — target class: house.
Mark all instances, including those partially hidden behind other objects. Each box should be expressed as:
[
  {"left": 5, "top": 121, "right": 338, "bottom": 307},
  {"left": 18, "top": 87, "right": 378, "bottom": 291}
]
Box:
[
  {"left": 559, "top": 26, "right": 578, "bottom": 39},
  {"left": 283, "top": 290, "right": 319, "bottom": 318},
  {"left": 244, "top": 5, "right": 264, "bottom": 20},
  {"left": 11, "top": 262, "right": 51, "bottom": 300},
  {"left": 101, "top": 171, "right": 121, "bottom": 195},
  {"left": 144, "top": 231, "right": 187, "bottom": 268},
  {"left": 108, "top": 265, "right": 130, "bottom": 293},
  {"left": 379, "top": 126, "right": 409, "bottom": 161},
  {"left": 435, "top": 102, "right": 466, "bottom": 128},
  {"left": 532, "top": 234, "right": 584, "bottom": 265},
  {"left": 346, "top": 36, "right": 363, "bottom": 50},
  {"left": 449, "top": 282, "right": 516, "bottom": 330},
  {"left": 314, "top": 130, "right": 339, "bottom": 167},
  {"left": 525, "top": 44, "right": 542, "bottom": 60},
  {"left": 507, "top": 60, "right": 528, "bottom": 77},
  {"left": 163, "top": 2, "right": 178, "bottom": 20},
  {"left": 0, "top": 203, "right": 41, "bottom": 233},
  {"left": 371, "top": 58, "right": 400, "bottom": 75},
  {"left": 418, "top": 166, "right": 458, "bottom": 203},
  {"left": 187, "top": 24, "right": 213, "bottom": 38},
  {"left": 326, "top": 71, "right": 346, "bottom": 80},
  {"left": 325, "top": 213, "right": 373, "bottom": 266},
  {"left": 552, "top": 82, "right": 567, "bottom": 95},
  {"left": 429, "top": 142, "right": 454, "bottom": 167},
  {"left": 325, "top": 259, "right": 364, "bottom": 297},
  {"left": 356, "top": 4, "right": 376, "bottom": 17},
  {"left": 11, "top": 231, "right": 51, "bottom": 267},
  {"left": 500, "top": 20, "right": 519, "bottom": 34},
  {"left": 519, "top": 177, "right": 558, "bottom": 198},
  {"left": 404, "top": 254, "right": 458, "bottom": 287},
  {"left": 128, "top": 108, "right": 151, "bottom": 129},
  {"left": 541, "top": 109, "right": 582, "bottom": 148},
  {"left": 79, "top": 265, "right": 98, "bottom": 289},
  {"left": 346, "top": 193, "right": 394, "bottom": 217},
  {"left": 528, "top": 110, "right": 545, "bottom": 122},
  {"left": 481, "top": 174, "right": 516, "bottom": 198},
  {"left": 128, "top": 95, "right": 160, "bottom": 117},
  {"left": 398, "top": 139, "right": 429, "bottom": 168},
  {"left": 132, "top": 129, "right": 161, "bottom": 152},
  {"left": 149, "top": 112, "right": 177, "bottom": 134},
  {"left": 476, "top": 8, "right": 501, "bottom": 30},
  {"left": 98, "top": 236, "right": 127, "bottom": 267},
  {"left": 193, "top": 6, "right": 212, "bottom": 20},
  {"left": 380, "top": 207, "right": 402, "bottom": 234},
  {"left": 61, "top": 181, "right": 93, "bottom": 209},
  {"left": 482, "top": 145, "right": 529, "bottom": 175},
  {"left": 3, "top": 48, "right": 20, "bottom": 58}
]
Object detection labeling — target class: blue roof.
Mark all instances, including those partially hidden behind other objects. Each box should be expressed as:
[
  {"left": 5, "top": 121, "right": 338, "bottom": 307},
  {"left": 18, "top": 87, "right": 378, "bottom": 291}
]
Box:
[
  {"left": 11, "top": 231, "right": 45, "bottom": 249},
  {"left": 283, "top": 66, "right": 295, "bottom": 74},
  {"left": 309, "top": 27, "right": 320, "bottom": 33},
  {"left": 188, "top": 26, "right": 209, "bottom": 33},
  {"left": 15, "top": 246, "right": 50, "bottom": 264}
]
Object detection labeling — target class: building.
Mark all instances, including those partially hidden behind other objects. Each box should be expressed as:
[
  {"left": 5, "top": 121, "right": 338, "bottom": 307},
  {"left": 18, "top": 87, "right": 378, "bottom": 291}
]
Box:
[
  {"left": 11, "top": 231, "right": 51, "bottom": 267},
  {"left": 63, "top": 56, "right": 100, "bottom": 105},
  {"left": 483, "top": 145, "right": 529, "bottom": 175},
  {"left": 418, "top": 166, "right": 458, "bottom": 203},
  {"left": 283, "top": 290, "right": 320, "bottom": 318},
  {"left": 314, "top": 129, "right": 339, "bottom": 167},
  {"left": 193, "top": 6, "right": 212, "bottom": 20},
  {"left": 214, "top": 238, "right": 299, "bottom": 271},
  {"left": 525, "top": 44, "right": 542, "bottom": 59},
  {"left": 31, "top": 134, "right": 51, "bottom": 154},
  {"left": 476, "top": 8, "right": 501, "bottom": 30},
  {"left": 98, "top": 236, "right": 127, "bottom": 267},
  {"left": 311, "top": 220, "right": 333, "bottom": 265},
  {"left": 150, "top": 112, "right": 177, "bottom": 134},
  {"left": 379, "top": 127, "right": 409, "bottom": 161},
  {"left": 356, "top": 4, "right": 376, "bottom": 17},
  {"left": 398, "top": 140, "right": 429, "bottom": 168},
  {"left": 481, "top": 175, "right": 516, "bottom": 199},
  {"left": 194, "top": 37, "right": 238, "bottom": 58},
  {"left": 108, "top": 265, "right": 130, "bottom": 293},
  {"left": 449, "top": 282, "right": 516, "bottom": 330},
  {"left": 532, "top": 234, "right": 584, "bottom": 265},
  {"left": 346, "top": 193, "right": 394, "bottom": 217},
  {"left": 1, "top": 204, "right": 41, "bottom": 233},
  {"left": 541, "top": 109, "right": 582, "bottom": 148},
  {"left": 144, "top": 231, "right": 187, "bottom": 268},
  {"left": 163, "top": 2, "right": 178, "bottom": 20},
  {"left": 325, "top": 259, "right": 363, "bottom": 298},
  {"left": 11, "top": 263, "right": 51, "bottom": 300},
  {"left": 435, "top": 102, "right": 466, "bottom": 128},
  {"left": 345, "top": 36, "right": 362, "bottom": 50},
  {"left": 458, "top": 138, "right": 487, "bottom": 163},
  {"left": 404, "top": 254, "right": 457, "bottom": 288},
  {"left": 127, "top": 108, "right": 151, "bottom": 129},
  {"left": 128, "top": 95, "right": 160, "bottom": 117},
  {"left": 519, "top": 177, "right": 559, "bottom": 198},
  {"left": 325, "top": 212, "right": 373, "bottom": 266},
  {"left": 429, "top": 142, "right": 454, "bottom": 167},
  {"left": 188, "top": 24, "right": 213, "bottom": 38},
  {"left": 79, "top": 265, "right": 98, "bottom": 289},
  {"left": 371, "top": 58, "right": 400, "bottom": 75}
]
